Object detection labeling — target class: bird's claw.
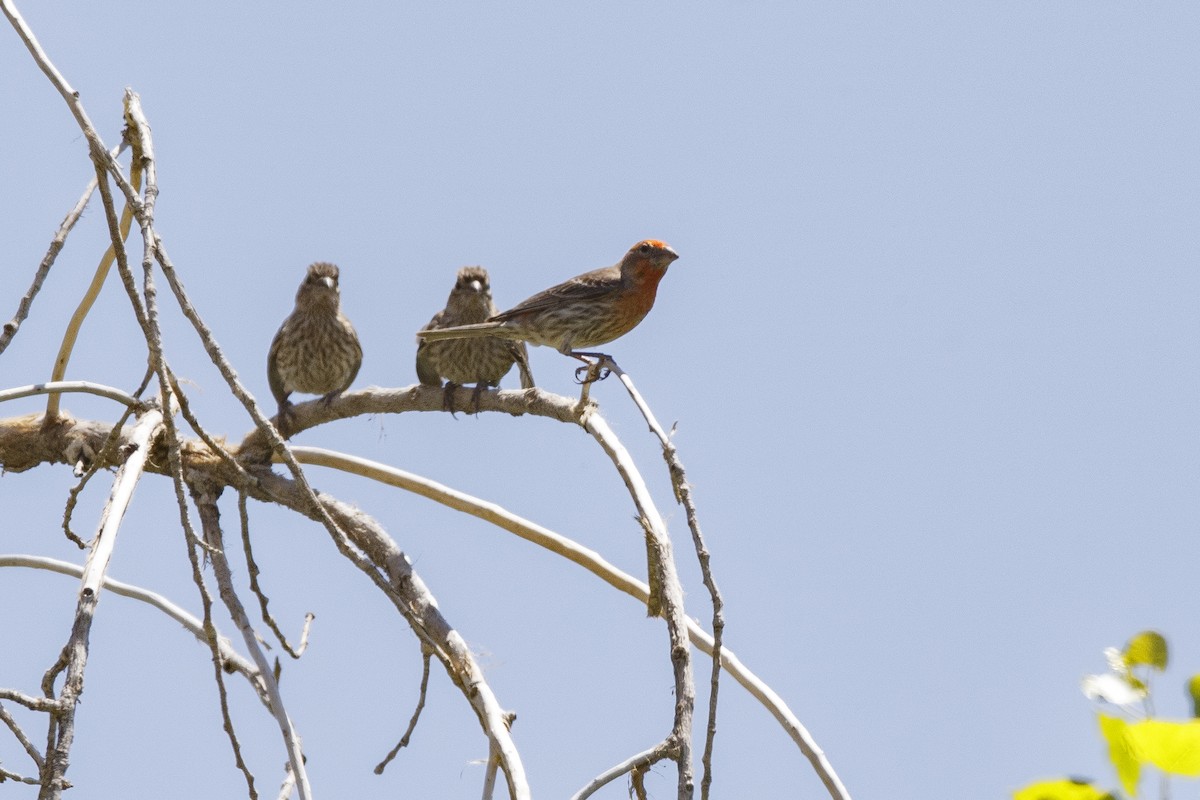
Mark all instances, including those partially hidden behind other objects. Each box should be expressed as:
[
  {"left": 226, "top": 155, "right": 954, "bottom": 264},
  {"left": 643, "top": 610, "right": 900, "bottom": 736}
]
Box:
[
  {"left": 275, "top": 402, "right": 295, "bottom": 440},
  {"left": 573, "top": 363, "right": 611, "bottom": 384},
  {"left": 441, "top": 383, "right": 459, "bottom": 418},
  {"left": 470, "top": 383, "right": 488, "bottom": 414}
]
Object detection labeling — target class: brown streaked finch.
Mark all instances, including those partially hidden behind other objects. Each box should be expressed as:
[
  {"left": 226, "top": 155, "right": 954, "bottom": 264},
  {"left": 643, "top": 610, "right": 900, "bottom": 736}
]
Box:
[
  {"left": 267, "top": 261, "right": 362, "bottom": 436},
  {"left": 416, "top": 265, "right": 535, "bottom": 412}
]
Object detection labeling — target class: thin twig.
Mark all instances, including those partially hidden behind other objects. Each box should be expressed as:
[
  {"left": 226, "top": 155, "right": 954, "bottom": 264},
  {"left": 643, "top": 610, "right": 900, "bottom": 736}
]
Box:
[
  {"left": 577, "top": 407, "right": 695, "bottom": 797},
  {"left": 600, "top": 355, "right": 726, "bottom": 799},
  {"left": 249, "top": 470, "right": 531, "bottom": 799},
  {"left": 0, "top": 767, "right": 40, "bottom": 786},
  {"left": 192, "top": 485, "right": 312, "bottom": 800},
  {"left": 0, "top": 690, "right": 57, "bottom": 713},
  {"left": 375, "top": 648, "right": 433, "bottom": 774},
  {"left": 61, "top": 403, "right": 138, "bottom": 548},
  {"left": 0, "top": 381, "right": 144, "bottom": 410},
  {"left": 238, "top": 491, "right": 313, "bottom": 658},
  {"left": 169, "top": 368, "right": 257, "bottom": 490},
  {"left": 43, "top": 144, "right": 141, "bottom": 420},
  {"left": 0, "top": 700, "right": 44, "bottom": 769},
  {"left": 0, "top": 140, "right": 126, "bottom": 356},
  {"left": 570, "top": 741, "right": 673, "bottom": 800},
  {"left": 481, "top": 747, "right": 500, "bottom": 800},
  {"left": 178, "top": 487, "right": 260, "bottom": 798},
  {"left": 275, "top": 761, "right": 297, "bottom": 800},
  {"left": 0, "top": 555, "right": 266, "bottom": 699}
]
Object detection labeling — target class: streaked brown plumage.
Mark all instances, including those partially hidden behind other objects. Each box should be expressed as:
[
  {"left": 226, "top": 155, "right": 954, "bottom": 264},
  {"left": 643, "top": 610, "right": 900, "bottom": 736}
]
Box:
[
  {"left": 416, "top": 266, "right": 534, "bottom": 411},
  {"left": 414, "top": 240, "right": 679, "bottom": 359},
  {"left": 267, "top": 262, "right": 362, "bottom": 435}
]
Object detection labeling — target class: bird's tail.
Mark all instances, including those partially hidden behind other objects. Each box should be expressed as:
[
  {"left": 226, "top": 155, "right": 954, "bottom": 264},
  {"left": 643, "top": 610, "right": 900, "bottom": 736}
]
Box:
[{"left": 416, "top": 321, "right": 510, "bottom": 342}]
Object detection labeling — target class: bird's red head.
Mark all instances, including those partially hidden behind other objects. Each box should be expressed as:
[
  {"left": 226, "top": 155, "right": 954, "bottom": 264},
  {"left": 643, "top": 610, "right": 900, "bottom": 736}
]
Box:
[{"left": 626, "top": 240, "right": 679, "bottom": 269}]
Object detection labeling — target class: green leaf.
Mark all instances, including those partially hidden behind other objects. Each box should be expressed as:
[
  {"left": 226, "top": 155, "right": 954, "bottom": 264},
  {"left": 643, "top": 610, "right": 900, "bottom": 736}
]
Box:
[
  {"left": 1126, "top": 719, "right": 1200, "bottom": 776},
  {"left": 1098, "top": 714, "right": 1140, "bottom": 796},
  {"left": 1012, "top": 777, "right": 1114, "bottom": 800},
  {"left": 1187, "top": 674, "right": 1200, "bottom": 718},
  {"left": 1123, "top": 631, "right": 1168, "bottom": 671}
]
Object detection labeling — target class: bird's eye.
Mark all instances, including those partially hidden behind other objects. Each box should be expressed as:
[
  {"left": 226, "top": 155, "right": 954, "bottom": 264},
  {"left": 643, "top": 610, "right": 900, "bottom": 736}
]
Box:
[{"left": 638, "top": 243, "right": 652, "bottom": 254}]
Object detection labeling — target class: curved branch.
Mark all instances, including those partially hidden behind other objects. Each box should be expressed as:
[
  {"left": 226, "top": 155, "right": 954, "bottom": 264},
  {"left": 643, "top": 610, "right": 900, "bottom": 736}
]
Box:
[
  {"left": 0, "top": 555, "right": 265, "bottom": 698},
  {"left": 284, "top": 446, "right": 850, "bottom": 800},
  {"left": 247, "top": 468, "right": 530, "bottom": 799},
  {"left": 0, "top": 382, "right": 144, "bottom": 410},
  {"left": 570, "top": 741, "right": 673, "bottom": 800},
  {"left": 190, "top": 486, "right": 312, "bottom": 800},
  {"left": 0, "top": 139, "right": 127, "bottom": 356},
  {"left": 0, "top": 401, "right": 849, "bottom": 799},
  {"left": 579, "top": 409, "right": 694, "bottom": 795},
  {"left": 40, "top": 406, "right": 162, "bottom": 799},
  {"left": 601, "top": 356, "right": 726, "bottom": 799}
]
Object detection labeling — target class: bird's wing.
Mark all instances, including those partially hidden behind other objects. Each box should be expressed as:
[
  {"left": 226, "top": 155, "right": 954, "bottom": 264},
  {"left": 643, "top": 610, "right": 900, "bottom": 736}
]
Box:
[
  {"left": 508, "top": 340, "right": 535, "bottom": 389},
  {"left": 267, "top": 324, "right": 289, "bottom": 404},
  {"left": 414, "top": 337, "right": 442, "bottom": 386},
  {"left": 491, "top": 266, "right": 620, "bottom": 322}
]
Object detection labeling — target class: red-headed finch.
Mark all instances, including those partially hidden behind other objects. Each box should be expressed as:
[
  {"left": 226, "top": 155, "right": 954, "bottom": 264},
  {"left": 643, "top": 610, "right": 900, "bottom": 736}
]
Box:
[
  {"left": 417, "top": 265, "right": 535, "bottom": 411},
  {"left": 267, "top": 262, "right": 362, "bottom": 436},
  {"left": 414, "top": 240, "right": 679, "bottom": 360}
]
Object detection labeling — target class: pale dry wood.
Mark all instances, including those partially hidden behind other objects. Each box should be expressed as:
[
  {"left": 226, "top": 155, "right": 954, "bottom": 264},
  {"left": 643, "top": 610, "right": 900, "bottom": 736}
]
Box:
[
  {"left": 192, "top": 486, "right": 312, "bottom": 800},
  {"left": 281, "top": 444, "right": 851, "bottom": 800},
  {"left": 601, "top": 356, "right": 726, "bottom": 799},
  {"left": 0, "top": 400, "right": 852, "bottom": 800},
  {"left": 39, "top": 406, "right": 162, "bottom": 800},
  {"left": 0, "top": 139, "right": 127, "bottom": 356},
  {"left": 0, "top": 555, "right": 266, "bottom": 699}
]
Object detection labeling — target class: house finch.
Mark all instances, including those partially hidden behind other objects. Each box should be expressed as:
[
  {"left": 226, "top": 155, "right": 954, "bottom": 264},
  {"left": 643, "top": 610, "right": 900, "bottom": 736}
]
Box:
[
  {"left": 414, "top": 240, "right": 680, "bottom": 363},
  {"left": 417, "top": 266, "right": 535, "bottom": 412},
  {"left": 267, "top": 261, "right": 362, "bottom": 436}
]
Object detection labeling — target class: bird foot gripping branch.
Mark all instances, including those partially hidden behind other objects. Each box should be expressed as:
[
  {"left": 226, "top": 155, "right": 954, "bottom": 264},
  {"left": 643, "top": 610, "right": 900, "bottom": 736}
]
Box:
[{"left": 572, "top": 353, "right": 615, "bottom": 385}]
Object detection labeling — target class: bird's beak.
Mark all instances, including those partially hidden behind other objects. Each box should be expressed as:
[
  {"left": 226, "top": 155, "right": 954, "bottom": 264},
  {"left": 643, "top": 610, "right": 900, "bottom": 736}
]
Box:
[
  {"left": 469, "top": 280, "right": 483, "bottom": 293},
  {"left": 320, "top": 276, "right": 336, "bottom": 290},
  {"left": 664, "top": 247, "right": 679, "bottom": 263}
]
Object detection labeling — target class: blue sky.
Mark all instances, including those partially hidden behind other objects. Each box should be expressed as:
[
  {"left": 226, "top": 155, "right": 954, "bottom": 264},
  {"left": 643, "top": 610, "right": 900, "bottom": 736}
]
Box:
[{"left": 3, "top": 3, "right": 1200, "bottom": 798}]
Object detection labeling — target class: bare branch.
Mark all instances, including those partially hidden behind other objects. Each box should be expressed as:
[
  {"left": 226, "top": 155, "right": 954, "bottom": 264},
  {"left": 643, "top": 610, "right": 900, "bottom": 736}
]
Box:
[
  {"left": 0, "top": 381, "right": 145, "bottom": 410},
  {"left": 0, "top": 139, "right": 127, "bottom": 356},
  {"left": 177, "top": 500, "right": 260, "bottom": 799},
  {"left": 238, "top": 492, "right": 312, "bottom": 658},
  {"left": 0, "top": 766, "right": 40, "bottom": 786},
  {"left": 39, "top": 405, "right": 162, "bottom": 799},
  {"left": 192, "top": 485, "right": 311, "bottom": 800},
  {"left": 375, "top": 647, "right": 432, "bottom": 774},
  {"left": 570, "top": 741, "right": 673, "bottom": 800},
  {"left": 0, "top": 700, "right": 44, "bottom": 769},
  {"left": 61, "top": 402, "right": 139, "bottom": 547},
  {"left": 578, "top": 409, "right": 694, "bottom": 796},
  {"left": 0, "top": 401, "right": 850, "bottom": 798},
  {"left": 279, "top": 444, "right": 851, "bottom": 800},
  {"left": 600, "top": 356, "right": 726, "bottom": 798},
  {"left": 0, "top": 690, "right": 57, "bottom": 713},
  {"left": 249, "top": 470, "right": 531, "bottom": 800},
  {"left": 42, "top": 149, "right": 141, "bottom": 420},
  {"left": 481, "top": 747, "right": 500, "bottom": 800},
  {"left": 168, "top": 368, "right": 257, "bottom": 490},
  {"left": 0, "top": 555, "right": 266, "bottom": 698},
  {"left": 275, "top": 761, "right": 298, "bottom": 800}
]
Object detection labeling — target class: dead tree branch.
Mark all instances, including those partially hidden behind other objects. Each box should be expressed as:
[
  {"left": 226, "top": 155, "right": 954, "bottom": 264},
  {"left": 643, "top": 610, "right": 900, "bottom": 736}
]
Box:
[{"left": 37, "top": 405, "right": 162, "bottom": 799}]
